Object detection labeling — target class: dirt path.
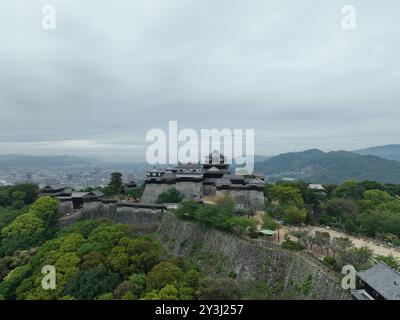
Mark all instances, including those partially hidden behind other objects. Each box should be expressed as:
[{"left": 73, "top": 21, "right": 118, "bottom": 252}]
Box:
[{"left": 281, "top": 225, "right": 400, "bottom": 260}]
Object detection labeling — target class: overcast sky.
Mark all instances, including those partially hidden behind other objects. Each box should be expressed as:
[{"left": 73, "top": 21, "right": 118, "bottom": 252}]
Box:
[{"left": 0, "top": 0, "right": 399, "bottom": 161}]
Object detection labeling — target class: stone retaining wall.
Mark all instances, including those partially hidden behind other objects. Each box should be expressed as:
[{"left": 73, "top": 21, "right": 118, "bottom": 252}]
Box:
[{"left": 156, "top": 213, "right": 351, "bottom": 300}]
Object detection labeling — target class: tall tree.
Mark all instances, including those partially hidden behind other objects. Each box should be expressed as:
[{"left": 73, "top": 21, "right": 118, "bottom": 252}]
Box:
[
  {"left": 329, "top": 237, "right": 352, "bottom": 259},
  {"left": 107, "top": 172, "right": 124, "bottom": 195},
  {"left": 267, "top": 185, "right": 304, "bottom": 207},
  {"left": 313, "top": 231, "right": 331, "bottom": 256},
  {"left": 323, "top": 198, "right": 359, "bottom": 226},
  {"left": 282, "top": 206, "right": 307, "bottom": 225}
]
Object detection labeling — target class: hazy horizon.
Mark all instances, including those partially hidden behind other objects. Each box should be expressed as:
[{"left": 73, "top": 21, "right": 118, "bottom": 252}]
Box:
[{"left": 0, "top": 143, "right": 397, "bottom": 163}]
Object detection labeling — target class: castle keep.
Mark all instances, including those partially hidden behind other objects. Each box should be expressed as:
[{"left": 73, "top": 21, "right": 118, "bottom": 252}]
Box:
[{"left": 140, "top": 151, "right": 265, "bottom": 210}]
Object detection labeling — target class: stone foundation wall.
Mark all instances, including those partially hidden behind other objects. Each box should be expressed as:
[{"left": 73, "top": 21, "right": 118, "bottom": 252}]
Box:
[
  {"left": 175, "top": 181, "right": 202, "bottom": 200},
  {"left": 58, "top": 212, "right": 83, "bottom": 228},
  {"left": 140, "top": 182, "right": 202, "bottom": 203},
  {"left": 216, "top": 189, "right": 264, "bottom": 210},
  {"left": 115, "top": 206, "right": 161, "bottom": 228},
  {"left": 81, "top": 201, "right": 118, "bottom": 220},
  {"left": 140, "top": 184, "right": 173, "bottom": 203},
  {"left": 81, "top": 202, "right": 161, "bottom": 226},
  {"left": 141, "top": 182, "right": 263, "bottom": 210},
  {"left": 202, "top": 185, "right": 216, "bottom": 196},
  {"left": 58, "top": 201, "right": 74, "bottom": 216},
  {"left": 58, "top": 202, "right": 161, "bottom": 232}
]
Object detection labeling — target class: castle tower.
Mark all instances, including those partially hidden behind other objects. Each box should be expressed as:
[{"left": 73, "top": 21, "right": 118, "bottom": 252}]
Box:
[{"left": 203, "top": 150, "right": 230, "bottom": 174}]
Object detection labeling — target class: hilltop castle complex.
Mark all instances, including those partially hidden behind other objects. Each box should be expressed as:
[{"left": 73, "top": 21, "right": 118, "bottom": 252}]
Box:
[
  {"left": 39, "top": 151, "right": 265, "bottom": 214},
  {"left": 140, "top": 151, "right": 265, "bottom": 210}
]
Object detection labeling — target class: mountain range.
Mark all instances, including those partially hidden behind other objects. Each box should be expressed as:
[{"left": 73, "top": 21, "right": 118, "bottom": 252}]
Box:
[
  {"left": 254, "top": 148, "right": 400, "bottom": 184},
  {"left": 353, "top": 144, "right": 400, "bottom": 161},
  {"left": 0, "top": 154, "right": 149, "bottom": 170},
  {"left": 0, "top": 155, "right": 100, "bottom": 168}
]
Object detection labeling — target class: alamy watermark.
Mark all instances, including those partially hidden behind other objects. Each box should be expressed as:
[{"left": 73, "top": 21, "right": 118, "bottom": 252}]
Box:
[
  {"left": 41, "top": 4, "right": 56, "bottom": 30},
  {"left": 341, "top": 264, "right": 356, "bottom": 290},
  {"left": 342, "top": 5, "right": 357, "bottom": 30},
  {"left": 146, "top": 121, "right": 255, "bottom": 174},
  {"left": 41, "top": 265, "right": 56, "bottom": 290}
]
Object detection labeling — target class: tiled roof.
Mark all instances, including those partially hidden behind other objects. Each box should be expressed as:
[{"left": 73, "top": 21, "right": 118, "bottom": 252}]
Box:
[{"left": 358, "top": 262, "right": 400, "bottom": 300}]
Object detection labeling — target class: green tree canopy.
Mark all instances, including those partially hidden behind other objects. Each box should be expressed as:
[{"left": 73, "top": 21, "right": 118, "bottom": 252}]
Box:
[
  {"left": 323, "top": 197, "right": 359, "bottom": 226},
  {"left": 282, "top": 206, "right": 307, "bottom": 225},
  {"left": 175, "top": 200, "right": 201, "bottom": 219},
  {"left": 64, "top": 264, "right": 120, "bottom": 300},
  {"left": 0, "top": 212, "right": 45, "bottom": 256},
  {"left": 262, "top": 214, "right": 278, "bottom": 231},
  {"left": 0, "top": 190, "right": 12, "bottom": 208},
  {"left": 156, "top": 188, "right": 184, "bottom": 204},
  {"left": 266, "top": 185, "right": 304, "bottom": 207},
  {"left": 7, "top": 184, "right": 38, "bottom": 205},
  {"left": 199, "top": 278, "right": 242, "bottom": 300},
  {"left": 337, "top": 246, "right": 373, "bottom": 270},
  {"left": 146, "top": 261, "right": 184, "bottom": 291},
  {"left": 332, "top": 181, "right": 365, "bottom": 200},
  {"left": 375, "top": 254, "right": 399, "bottom": 271}
]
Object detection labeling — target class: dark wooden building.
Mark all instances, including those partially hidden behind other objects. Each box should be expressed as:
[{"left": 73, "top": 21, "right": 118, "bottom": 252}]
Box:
[
  {"left": 71, "top": 191, "right": 104, "bottom": 209},
  {"left": 39, "top": 185, "right": 73, "bottom": 197}
]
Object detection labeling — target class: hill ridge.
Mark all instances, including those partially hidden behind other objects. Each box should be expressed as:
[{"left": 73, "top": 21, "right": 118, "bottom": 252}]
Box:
[{"left": 255, "top": 149, "right": 400, "bottom": 184}]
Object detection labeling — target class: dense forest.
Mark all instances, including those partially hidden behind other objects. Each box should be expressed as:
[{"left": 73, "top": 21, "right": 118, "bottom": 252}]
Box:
[
  {"left": 0, "top": 184, "right": 245, "bottom": 300},
  {"left": 0, "top": 216, "right": 206, "bottom": 300}
]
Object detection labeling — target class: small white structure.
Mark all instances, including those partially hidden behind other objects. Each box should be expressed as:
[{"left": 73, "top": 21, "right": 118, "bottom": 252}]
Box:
[
  {"left": 308, "top": 184, "right": 325, "bottom": 191},
  {"left": 282, "top": 178, "right": 296, "bottom": 182},
  {"left": 163, "top": 203, "right": 182, "bottom": 210},
  {"left": 260, "top": 229, "right": 277, "bottom": 236}
]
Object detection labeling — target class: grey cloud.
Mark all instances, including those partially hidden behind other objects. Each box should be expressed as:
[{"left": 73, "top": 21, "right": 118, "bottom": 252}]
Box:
[{"left": 0, "top": 0, "right": 399, "bottom": 161}]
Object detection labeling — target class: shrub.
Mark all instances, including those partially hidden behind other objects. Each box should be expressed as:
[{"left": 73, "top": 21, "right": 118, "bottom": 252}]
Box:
[
  {"left": 281, "top": 239, "right": 304, "bottom": 251},
  {"left": 262, "top": 214, "right": 278, "bottom": 230},
  {"left": 97, "top": 293, "right": 114, "bottom": 300},
  {"left": 200, "top": 278, "right": 242, "bottom": 300},
  {"left": 146, "top": 262, "right": 183, "bottom": 291},
  {"left": 156, "top": 188, "right": 184, "bottom": 204},
  {"left": 323, "top": 256, "right": 337, "bottom": 268}
]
